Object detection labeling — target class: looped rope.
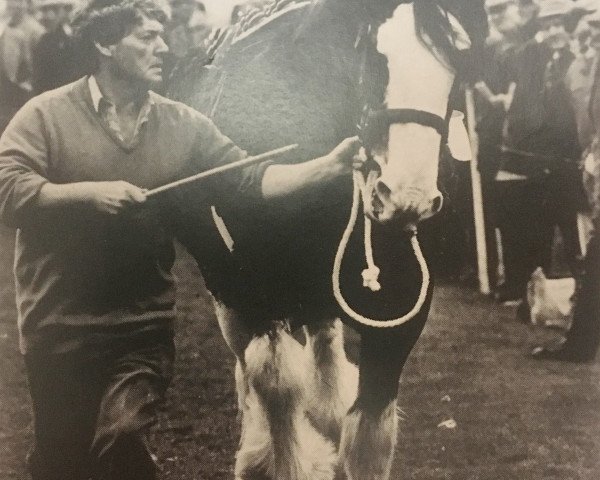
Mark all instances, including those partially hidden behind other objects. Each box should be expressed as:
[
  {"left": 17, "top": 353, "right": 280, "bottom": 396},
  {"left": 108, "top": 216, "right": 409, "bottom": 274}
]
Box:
[{"left": 332, "top": 170, "right": 430, "bottom": 328}]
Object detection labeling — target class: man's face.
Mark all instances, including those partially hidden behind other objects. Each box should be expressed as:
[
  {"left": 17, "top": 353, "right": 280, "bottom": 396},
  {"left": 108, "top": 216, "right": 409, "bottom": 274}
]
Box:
[
  {"left": 38, "top": 4, "right": 71, "bottom": 31},
  {"left": 538, "top": 15, "right": 570, "bottom": 50},
  {"left": 487, "top": 1, "right": 521, "bottom": 34},
  {"left": 171, "top": 0, "right": 196, "bottom": 24},
  {"left": 107, "top": 14, "right": 169, "bottom": 87}
]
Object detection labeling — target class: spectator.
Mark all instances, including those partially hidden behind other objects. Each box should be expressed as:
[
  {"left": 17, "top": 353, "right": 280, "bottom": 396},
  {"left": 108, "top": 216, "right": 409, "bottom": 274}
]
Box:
[
  {"left": 32, "top": 0, "right": 86, "bottom": 94},
  {"left": 532, "top": 7, "right": 600, "bottom": 362},
  {"left": 474, "top": 0, "right": 528, "bottom": 297},
  {"left": 163, "top": 0, "right": 198, "bottom": 78},
  {"left": 497, "top": 0, "right": 585, "bottom": 317},
  {"left": 517, "top": 0, "right": 539, "bottom": 39},
  {"left": 0, "top": 0, "right": 359, "bottom": 477},
  {"left": 0, "top": 0, "right": 44, "bottom": 132}
]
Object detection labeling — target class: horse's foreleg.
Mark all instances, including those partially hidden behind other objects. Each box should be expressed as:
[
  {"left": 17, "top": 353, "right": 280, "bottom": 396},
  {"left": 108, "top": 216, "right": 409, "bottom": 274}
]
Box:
[
  {"left": 214, "top": 301, "right": 252, "bottom": 413},
  {"left": 239, "top": 322, "right": 337, "bottom": 480},
  {"left": 304, "top": 318, "right": 358, "bottom": 444},
  {"left": 340, "top": 297, "right": 430, "bottom": 480}
]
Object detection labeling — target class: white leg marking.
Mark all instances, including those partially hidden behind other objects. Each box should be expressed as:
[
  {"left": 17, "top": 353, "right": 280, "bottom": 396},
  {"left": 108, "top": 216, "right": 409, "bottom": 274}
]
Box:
[
  {"left": 339, "top": 401, "right": 398, "bottom": 480},
  {"left": 238, "top": 325, "right": 337, "bottom": 480},
  {"left": 304, "top": 319, "right": 358, "bottom": 444}
]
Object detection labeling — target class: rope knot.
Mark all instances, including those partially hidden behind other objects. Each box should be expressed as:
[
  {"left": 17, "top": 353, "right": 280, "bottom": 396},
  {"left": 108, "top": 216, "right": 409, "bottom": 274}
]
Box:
[{"left": 361, "top": 266, "right": 381, "bottom": 292}]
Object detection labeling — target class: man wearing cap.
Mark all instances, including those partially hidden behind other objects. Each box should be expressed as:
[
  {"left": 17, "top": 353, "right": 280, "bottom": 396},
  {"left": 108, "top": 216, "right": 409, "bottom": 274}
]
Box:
[
  {"left": 32, "top": 0, "right": 87, "bottom": 93},
  {"left": 0, "top": 0, "right": 360, "bottom": 477},
  {"left": 0, "top": 0, "right": 44, "bottom": 133},
  {"left": 500, "top": 0, "right": 585, "bottom": 318},
  {"left": 475, "top": 0, "right": 526, "bottom": 298},
  {"left": 532, "top": 7, "right": 600, "bottom": 362}
]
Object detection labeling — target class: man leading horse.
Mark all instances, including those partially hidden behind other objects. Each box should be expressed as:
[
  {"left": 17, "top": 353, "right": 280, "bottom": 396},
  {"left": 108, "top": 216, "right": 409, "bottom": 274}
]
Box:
[{"left": 0, "top": 0, "right": 360, "bottom": 478}]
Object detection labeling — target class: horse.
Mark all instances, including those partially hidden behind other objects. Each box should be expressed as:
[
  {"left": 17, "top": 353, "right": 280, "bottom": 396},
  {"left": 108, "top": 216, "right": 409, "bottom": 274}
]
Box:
[{"left": 168, "top": 1, "right": 487, "bottom": 478}]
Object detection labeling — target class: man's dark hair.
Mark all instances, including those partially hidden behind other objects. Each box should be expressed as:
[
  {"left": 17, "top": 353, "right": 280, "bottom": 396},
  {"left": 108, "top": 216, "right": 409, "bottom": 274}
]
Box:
[{"left": 73, "top": 0, "right": 169, "bottom": 71}]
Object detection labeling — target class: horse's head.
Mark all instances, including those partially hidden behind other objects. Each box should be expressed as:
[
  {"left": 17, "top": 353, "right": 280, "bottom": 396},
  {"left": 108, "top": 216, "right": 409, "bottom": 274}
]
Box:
[{"left": 360, "top": 1, "right": 477, "bottom": 228}]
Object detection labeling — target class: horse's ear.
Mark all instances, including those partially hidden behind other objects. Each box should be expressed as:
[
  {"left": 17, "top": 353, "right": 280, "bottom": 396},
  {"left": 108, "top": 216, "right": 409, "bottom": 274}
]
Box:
[{"left": 446, "top": 12, "right": 471, "bottom": 51}]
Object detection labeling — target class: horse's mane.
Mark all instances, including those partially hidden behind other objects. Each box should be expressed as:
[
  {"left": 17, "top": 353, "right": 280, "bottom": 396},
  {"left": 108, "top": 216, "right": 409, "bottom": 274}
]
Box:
[
  {"left": 413, "top": 0, "right": 488, "bottom": 79},
  {"left": 168, "top": 0, "right": 488, "bottom": 101}
]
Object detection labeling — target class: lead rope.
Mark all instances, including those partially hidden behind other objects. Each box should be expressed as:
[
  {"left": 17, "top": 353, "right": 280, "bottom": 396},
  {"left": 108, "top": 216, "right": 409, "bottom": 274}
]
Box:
[{"left": 332, "top": 169, "right": 430, "bottom": 328}]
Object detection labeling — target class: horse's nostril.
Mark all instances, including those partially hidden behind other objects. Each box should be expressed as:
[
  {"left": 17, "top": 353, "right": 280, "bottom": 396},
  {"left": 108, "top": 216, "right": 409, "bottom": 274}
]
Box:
[
  {"left": 431, "top": 194, "right": 443, "bottom": 214},
  {"left": 375, "top": 179, "right": 391, "bottom": 200}
]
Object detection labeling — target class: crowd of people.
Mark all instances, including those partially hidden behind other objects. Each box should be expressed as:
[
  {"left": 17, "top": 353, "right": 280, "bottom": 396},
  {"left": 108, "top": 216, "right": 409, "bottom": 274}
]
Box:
[
  {"left": 0, "top": 0, "right": 213, "bottom": 133},
  {"left": 473, "top": 0, "right": 599, "bottom": 362}
]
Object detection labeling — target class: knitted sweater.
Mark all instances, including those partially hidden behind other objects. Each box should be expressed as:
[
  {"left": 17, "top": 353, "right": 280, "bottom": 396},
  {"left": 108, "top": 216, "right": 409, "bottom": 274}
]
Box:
[{"left": 0, "top": 77, "right": 265, "bottom": 353}]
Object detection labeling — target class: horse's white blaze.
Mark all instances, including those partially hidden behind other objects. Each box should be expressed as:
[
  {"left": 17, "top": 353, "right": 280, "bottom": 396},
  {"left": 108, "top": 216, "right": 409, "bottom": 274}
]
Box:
[
  {"left": 369, "top": 3, "right": 460, "bottom": 224},
  {"left": 377, "top": 3, "right": 454, "bottom": 116}
]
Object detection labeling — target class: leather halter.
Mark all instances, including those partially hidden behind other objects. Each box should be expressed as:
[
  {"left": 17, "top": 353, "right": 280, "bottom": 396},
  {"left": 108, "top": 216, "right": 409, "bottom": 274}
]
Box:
[{"left": 359, "top": 107, "right": 449, "bottom": 150}]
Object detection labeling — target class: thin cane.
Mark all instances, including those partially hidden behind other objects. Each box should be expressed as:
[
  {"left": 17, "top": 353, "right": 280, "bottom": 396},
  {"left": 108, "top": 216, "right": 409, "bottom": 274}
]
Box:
[{"left": 146, "top": 144, "right": 298, "bottom": 197}]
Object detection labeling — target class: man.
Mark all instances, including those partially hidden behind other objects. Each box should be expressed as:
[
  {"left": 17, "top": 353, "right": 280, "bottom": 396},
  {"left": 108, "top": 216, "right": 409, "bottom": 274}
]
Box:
[
  {"left": 0, "top": 0, "right": 360, "bottom": 478},
  {"left": 532, "top": 8, "right": 600, "bottom": 362},
  {"left": 0, "top": 0, "right": 44, "bottom": 132},
  {"left": 163, "top": 0, "right": 198, "bottom": 78},
  {"left": 32, "top": 0, "right": 86, "bottom": 94},
  {"left": 474, "top": 0, "right": 526, "bottom": 298},
  {"left": 499, "top": 0, "right": 584, "bottom": 318}
]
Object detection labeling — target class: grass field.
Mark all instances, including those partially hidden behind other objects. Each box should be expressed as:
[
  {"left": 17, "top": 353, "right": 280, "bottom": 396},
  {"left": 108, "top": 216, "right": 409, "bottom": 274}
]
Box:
[{"left": 1, "top": 224, "right": 599, "bottom": 479}]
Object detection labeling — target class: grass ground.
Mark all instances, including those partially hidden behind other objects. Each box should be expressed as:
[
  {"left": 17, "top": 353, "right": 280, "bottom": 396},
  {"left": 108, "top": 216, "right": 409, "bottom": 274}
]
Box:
[{"left": 1, "top": 224, "right": 599, "bottom": 479}]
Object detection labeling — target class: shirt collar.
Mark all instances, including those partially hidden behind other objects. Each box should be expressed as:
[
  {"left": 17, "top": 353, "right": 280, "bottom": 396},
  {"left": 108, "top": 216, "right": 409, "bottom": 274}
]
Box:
[{"left": 87, "top": 75, "right": 155, "bottom": 113}]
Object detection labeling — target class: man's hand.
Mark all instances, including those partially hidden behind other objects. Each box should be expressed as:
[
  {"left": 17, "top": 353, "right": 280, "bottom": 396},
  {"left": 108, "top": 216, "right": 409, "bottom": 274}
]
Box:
[
  {"left": 261, "top": 136, "right": 364, "bottom": 200},
  {"left": 323, "top": 136, "right": 363, "bottom": 176},
  {"left": 38, "top": 181, "right": 147, "bottom": 214},
  {"left": 81, "top": 181, "right": 147, "bottom": 214}
]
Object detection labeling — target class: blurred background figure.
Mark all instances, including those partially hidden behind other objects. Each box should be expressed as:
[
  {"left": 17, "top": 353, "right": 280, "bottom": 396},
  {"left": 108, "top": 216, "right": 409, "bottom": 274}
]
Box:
[
  {"left": 532, "top": 3, "right": 600, "bottom": 362},
  {"left": 164, "top": 0, "right": 209, "bottom": 78},
  {"left": 496, "top": 0, "right": 586, "bottom": 319},
  {"left": 0, "top": 0, "right": 43, "bottom": 133},
  {"left": 517, "top": 0, "right": 540, "bottom": 38},
  {"left": 32, "top": 0, "right": 85, "bottom": 94},
  {"left": 474, "top": 0, "right": 529, "bottom": 296},
  {"left": 0, "top": 1, "right": 8, "bottom": 35}
]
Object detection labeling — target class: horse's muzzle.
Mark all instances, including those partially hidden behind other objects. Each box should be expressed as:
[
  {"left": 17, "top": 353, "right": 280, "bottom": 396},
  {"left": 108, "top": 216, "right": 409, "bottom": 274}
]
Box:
[{"left": 365, "top": 179, "right": 443, "bottom": 226}]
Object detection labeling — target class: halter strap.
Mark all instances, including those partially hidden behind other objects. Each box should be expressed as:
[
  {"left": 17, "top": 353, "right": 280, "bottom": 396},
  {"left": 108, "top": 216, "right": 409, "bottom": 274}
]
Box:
[
  {"left": 384, "top": 108, "right": 448, "bottom": 138},
  {"left": 359, "top": 107, "right": 449, "bottom": 150}
]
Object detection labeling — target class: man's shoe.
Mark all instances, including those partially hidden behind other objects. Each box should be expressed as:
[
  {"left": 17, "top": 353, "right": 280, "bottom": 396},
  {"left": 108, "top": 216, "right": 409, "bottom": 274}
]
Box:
[
  {"left": 495, "top": 284, "right": 522, "bottom": 303},
  {"left": 530, "top": 344, "right": 595, "bottom": 363}
]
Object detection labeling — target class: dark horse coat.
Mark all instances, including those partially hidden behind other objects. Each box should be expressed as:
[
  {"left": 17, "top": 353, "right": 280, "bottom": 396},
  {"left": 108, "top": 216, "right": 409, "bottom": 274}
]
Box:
[{"left": 169, "top": 0, "right": 487, "bottom": 338}]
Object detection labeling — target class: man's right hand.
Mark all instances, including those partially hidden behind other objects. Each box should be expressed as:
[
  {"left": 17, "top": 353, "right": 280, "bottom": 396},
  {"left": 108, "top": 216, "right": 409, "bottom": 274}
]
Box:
[{"left": 38, "top": 181, "right": 147, "bottom": 214}]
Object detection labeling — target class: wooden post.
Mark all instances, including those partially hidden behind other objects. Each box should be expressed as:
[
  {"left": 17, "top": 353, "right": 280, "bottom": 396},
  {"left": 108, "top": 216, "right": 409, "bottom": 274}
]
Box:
[{"left": 465, "top": 87, "right": 490, "bottom": 295}]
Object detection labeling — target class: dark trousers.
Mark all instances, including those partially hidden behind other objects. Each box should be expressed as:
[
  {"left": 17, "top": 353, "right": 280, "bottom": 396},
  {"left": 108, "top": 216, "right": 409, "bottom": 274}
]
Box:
[
  {"left": 496, "top": 179, "right": 581, "bottom": 299},
  {"left": 25, "top": 327, "right": 175, "bottom": 480},
  {"left": 564, "top": 232, "right": 600, "bottom": 358}
]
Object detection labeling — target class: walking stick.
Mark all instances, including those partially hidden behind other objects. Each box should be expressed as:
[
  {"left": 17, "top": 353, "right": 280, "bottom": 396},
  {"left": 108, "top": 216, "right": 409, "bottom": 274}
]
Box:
[{"left": 146, "top": 144, "right": 299, "bottom": 197}]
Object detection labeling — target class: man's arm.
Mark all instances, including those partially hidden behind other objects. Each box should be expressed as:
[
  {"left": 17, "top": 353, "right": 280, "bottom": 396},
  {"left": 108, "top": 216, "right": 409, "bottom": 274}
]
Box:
[
  {"left": 260, "top": 137, "right": 361, "bottom": 199},
  {"left": 36, "top": 181, "right": 147, "bottom": 214},
  {"left": 193, "top": 112, "right": 362, "bottom": 200},
  {"left": 0, "top": 102, "right": 147, "bottom": 227}
]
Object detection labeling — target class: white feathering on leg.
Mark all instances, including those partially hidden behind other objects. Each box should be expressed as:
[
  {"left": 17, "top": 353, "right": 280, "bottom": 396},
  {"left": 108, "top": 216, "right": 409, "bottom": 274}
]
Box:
[
  {"left": 304, "top": 319, "right": 358, "bottom": 444},
  {"left": 238, "top": 327, "right": 337, "bottom": 480},
  {"left": 339, "top": 401, "right": 398, "bottom": 480}
]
